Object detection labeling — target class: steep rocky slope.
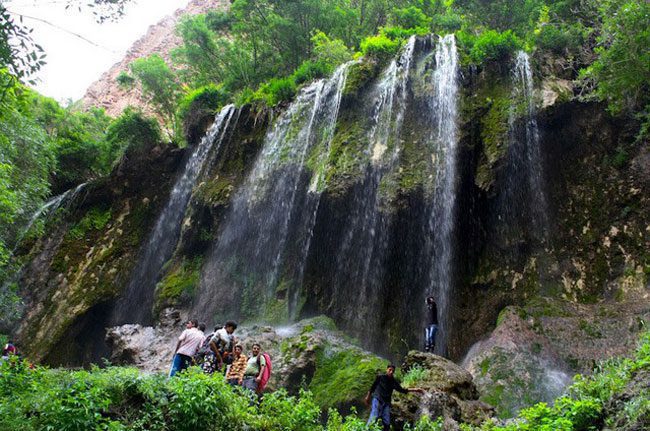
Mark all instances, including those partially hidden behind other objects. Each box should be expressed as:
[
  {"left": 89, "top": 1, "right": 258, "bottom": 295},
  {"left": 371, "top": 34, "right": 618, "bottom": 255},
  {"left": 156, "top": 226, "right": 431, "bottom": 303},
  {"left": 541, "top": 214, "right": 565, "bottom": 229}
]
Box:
[{"left": 81, "top": 0, "right": 228, "bottom": 117}]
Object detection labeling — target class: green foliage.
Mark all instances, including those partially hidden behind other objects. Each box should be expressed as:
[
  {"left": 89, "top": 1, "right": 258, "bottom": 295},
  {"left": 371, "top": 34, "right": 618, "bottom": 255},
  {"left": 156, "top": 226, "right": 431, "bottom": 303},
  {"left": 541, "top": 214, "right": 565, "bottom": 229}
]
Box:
[
  {"left": 310, "top": 31, "right": 354, "bottom": 73},
  {"left": 0, "top": 5, "right": 46, "bottom": 86},
  {"left": 465, "top": 331, "right": 650, "bottom": 430},
  {"left": 0, "top": 361, "right": 371, "bottom": 431},
  {"left": 403, "top": 416, "right": 444, "bottom": 431},
  {"left": 28, "top": 93, "right": 113, "bottom": 188},
  {"left": 390, "top": 6, "right": 432, "bottom": 31},
  {"left": 105, "top": 108, "right": 162, "bottom": 157},
  {"left": 68, "top": 207, "right": 112, "bottom": 240},
  {"left": 455, "top": 0, "right": 544, "bottom": 36},
  {"left": 177, "top": 83, "right": 229, "bottom": 138},
  {"left": 116, "top": 71, "right": 135, "bottom": 89},
  {"left": 467, "top": 30, "right": 524, "bottom": 64},
  {"left": 401, "top": 365, "right": 427, "bottom": 387},
  {"left": 129, "top": 54, "right": 183, "bottom": 131},
  {"left": 309, "top": 348, "right": 385, "bottom": 409},
  {"left": 255, "top": 77, "right": 297, "bottom": 106},
  {"left": 156, "top": 257, "right": 202, "bottom": 307},
  {"left": 580, "top": 1, "right": 650, "bottom": 118},
  {"left": 360, "top": 34, "right": 402, "bottom": 63}
]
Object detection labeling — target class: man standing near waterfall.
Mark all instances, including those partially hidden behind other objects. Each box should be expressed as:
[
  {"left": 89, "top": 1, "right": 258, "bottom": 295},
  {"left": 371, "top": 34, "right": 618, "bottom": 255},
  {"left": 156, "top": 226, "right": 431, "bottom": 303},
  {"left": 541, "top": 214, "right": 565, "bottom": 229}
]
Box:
[
  {"left": 425, "top": 296, "right": 438, "bottom": 352},
  {"left": 365, "top": 364, "right": 424, "bottom": 431},
  {"left": 169, "top": 319, "right": 204, "bottom": 377}
]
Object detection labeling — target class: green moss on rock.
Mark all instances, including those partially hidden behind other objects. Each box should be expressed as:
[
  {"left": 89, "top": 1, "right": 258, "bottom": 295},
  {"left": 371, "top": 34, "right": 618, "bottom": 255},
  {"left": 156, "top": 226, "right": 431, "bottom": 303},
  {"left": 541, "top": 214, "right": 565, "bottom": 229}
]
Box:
[
  {"left": 155, "top": 257, "right": 202, "bottom": 310},
  {"left": 309, "top": 347, "right": 385, "bottom": 409},
  {"left": 343, "top": 59, "right": 379, "bottom": 96}
]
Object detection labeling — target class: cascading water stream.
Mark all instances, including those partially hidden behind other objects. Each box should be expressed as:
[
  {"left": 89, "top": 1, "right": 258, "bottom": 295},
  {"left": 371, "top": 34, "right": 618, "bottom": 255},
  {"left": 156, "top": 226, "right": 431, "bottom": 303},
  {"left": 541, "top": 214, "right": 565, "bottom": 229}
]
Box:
[
  {"left": 494, "top": 51, "right": 549, "bottom": 249},
  {"left": 11, "top": 182, "right": 87, "bottom": 253},
  {"left": 512, "top": 51, "right": 549, "bottom": 240},
  {"left": 113, "top": 105, "right": 236, "bottom": 325},
  {"left": 286, "top": 63, "right": 352, "bottom": 318},
  {"left": 194, "top": 64, "right": 350, "bottom": 322},
  {"left": 328, "top": 36, "right": 416, "bottom": 331},
  {"left": 426, "top": 34, "right": 459, "bottom": 357}
]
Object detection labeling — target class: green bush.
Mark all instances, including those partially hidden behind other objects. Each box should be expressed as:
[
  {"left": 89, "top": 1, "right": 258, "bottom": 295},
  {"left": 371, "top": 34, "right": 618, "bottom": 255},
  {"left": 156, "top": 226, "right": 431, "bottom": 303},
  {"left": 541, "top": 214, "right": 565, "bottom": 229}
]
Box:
[
  {"left": 116, "top": 71, "right": 135, "bottom": 89},
  {"left": 535, "top": 23, "right": 583, "bottom": 54},
  {"left": 292, "top": 60, "right": 331, "bottom": 85},
  {"left": 105, "top": 108, "right": 162, "bottom": 157},
  {"left": 68, "top": 207, "right": 112, "bottom": 240},
  {"left": 390, "top": 6, "right": 432, "bottom": 30},
  {"left": 469, "top": 30, "right": 524, "bottom": 64},
  {"left": 431, "top": 12, "right": 464, "bottom": 33},
  {"left": 380, "top": 25, "right": 427, "bottom": 41},
  {"left": 256, "top": 77, "right": 297, "bottom": 106},
  {"left": 360, "top": 34, "right": 402, "bottom": 63},
  {"left": 177, "top": 84, "right": 228, "bottom": 122}
]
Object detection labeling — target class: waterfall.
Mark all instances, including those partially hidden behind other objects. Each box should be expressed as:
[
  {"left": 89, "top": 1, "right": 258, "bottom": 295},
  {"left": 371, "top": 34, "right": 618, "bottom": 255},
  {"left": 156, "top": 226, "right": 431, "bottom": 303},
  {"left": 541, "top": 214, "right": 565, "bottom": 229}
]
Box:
[
  {"left": 495, "top": 51, "right": 549, "bottom": 249},
  {"left": 11, "top": 182, "right": 87, "bottom": 252},
  {"left": 328, "top": 36, "right": 416, "bottom": 335},
  {"left": 194, "top": 63, "right": 351, "bottom": 322},
  {"left": 512, "top": 51, "right": 548, "bottom": 240},
  {"left": 113, "top": 105, "right": 236, "bottom": 325},
  {"left": 426, "top": 34, "right": 460, "bottom": 357}
]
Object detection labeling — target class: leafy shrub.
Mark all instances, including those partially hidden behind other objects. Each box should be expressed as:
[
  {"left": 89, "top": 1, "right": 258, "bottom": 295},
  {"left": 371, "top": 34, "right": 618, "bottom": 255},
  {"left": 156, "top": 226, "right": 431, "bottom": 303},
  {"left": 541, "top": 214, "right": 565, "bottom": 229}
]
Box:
[
  {"left": 177, "top": 84, "right": 229, "bottom": 143},
  {"left": 292, "top": 60, "right": 331, "bottom": 85},
  {"left": 255, "top": 77, "right": 297, "bottom": 106},
  {"left": 177, "top": 84, "right": 228, "bottom": 122},
  {"left": 105, "top": 108, "right": 162, "bottom": 156},
  {"left": 431, "top": 12, "right": 463, "bottom": 33},
  {"left": 116, "top": 71, "right": 135, "bottom": 89},
  {"left": 68, "top": 207, "right": 112, "bottom": 240},
  {"left": 402, "top": 365, "right": 427, "bottom": 387},
  {"left": 468, "top": 30, "right": 524, "bottom": 64},
  {"left": 380, "top": 25, "right": 428, "bottom": 41},
  {"left": 390, "top": 6, "right": 432, "bottom": 30},
  {"left": 360, "top": 34, "right": 401, "bottom": 63},
  {"left": 535, "top": 23, "right": 583, "bottom": 54},
  {"left": 311, "top": 31, "right": 353, "bottom": 73}
]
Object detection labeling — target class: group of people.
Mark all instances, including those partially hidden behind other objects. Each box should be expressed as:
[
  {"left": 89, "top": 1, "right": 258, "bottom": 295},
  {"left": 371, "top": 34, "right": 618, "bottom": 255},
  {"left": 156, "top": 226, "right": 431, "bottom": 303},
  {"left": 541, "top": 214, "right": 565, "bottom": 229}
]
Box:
[
  {"left": 169, "top": 297, "right": 439, "bottom": 429},
  {"left": 169, "top": 319, "right": 270, "bottom": 395}
]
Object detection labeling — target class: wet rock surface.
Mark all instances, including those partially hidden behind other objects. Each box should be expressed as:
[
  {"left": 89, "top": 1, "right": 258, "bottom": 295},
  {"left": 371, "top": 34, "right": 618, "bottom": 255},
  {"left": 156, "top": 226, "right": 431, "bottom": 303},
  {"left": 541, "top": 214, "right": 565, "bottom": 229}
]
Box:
[
  {"left": 106, "top": 314, "right": 386, "bottom": 411},
  {"left": 463, "top": 292, "right": 650, "bottom": 418},
  {"left": 392, "top": 351, "right": 494, "bottom": 429}
]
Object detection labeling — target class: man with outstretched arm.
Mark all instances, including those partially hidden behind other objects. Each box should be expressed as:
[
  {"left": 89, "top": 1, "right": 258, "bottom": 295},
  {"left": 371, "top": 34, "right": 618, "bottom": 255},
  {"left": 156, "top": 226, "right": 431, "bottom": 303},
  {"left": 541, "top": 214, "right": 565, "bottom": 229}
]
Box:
[{"left": 365, "top": 364, "right": 424, "bottom": 431}]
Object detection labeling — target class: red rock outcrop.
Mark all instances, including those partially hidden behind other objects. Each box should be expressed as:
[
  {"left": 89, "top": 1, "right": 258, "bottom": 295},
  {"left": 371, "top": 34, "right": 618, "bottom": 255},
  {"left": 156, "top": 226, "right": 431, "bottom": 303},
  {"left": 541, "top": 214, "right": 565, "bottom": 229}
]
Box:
[{"left": 81, "top": 0, "right": 228, "bottom": 117}]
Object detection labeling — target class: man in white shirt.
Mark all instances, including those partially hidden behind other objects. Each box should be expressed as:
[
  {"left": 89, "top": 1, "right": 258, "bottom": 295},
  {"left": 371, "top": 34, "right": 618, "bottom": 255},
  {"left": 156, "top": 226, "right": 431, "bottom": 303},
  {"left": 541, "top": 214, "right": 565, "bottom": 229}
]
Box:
[
  {"left": 169, "top": 318, "right": 205, "bottom": 377},
  {"left": 209, "top": 320, "right": 238, "bottom": 370}
]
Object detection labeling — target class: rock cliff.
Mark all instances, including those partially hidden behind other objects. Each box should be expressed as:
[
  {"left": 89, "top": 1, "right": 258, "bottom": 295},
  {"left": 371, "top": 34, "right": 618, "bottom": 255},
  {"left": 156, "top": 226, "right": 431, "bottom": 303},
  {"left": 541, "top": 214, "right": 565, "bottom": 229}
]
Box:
[
  {"left": 80, "top": 0, "right": 228, "bottom": 117},
  {"left": 13, "top": 37, "right": 648, "bottom": 419}
]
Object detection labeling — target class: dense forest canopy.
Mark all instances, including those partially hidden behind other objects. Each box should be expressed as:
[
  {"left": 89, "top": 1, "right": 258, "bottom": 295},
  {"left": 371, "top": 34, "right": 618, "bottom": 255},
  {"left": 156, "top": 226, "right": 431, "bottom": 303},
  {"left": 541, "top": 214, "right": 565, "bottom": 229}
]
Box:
[{"left": 0, "top": 0, "right": 648, "bottom": 337}]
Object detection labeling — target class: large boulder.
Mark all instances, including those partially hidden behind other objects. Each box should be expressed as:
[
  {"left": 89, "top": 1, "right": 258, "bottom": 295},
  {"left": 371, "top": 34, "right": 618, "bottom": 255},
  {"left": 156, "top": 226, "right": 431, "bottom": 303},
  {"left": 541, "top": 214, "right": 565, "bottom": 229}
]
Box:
[
  {"left": 462, "top": 292, "right": 650, "bottom": 418},
  {"left": 392, "top": 351, "right": 494, "bottom": 429},
  {"left": 105, "top": 315, "right": 386, "bottom": 411}
]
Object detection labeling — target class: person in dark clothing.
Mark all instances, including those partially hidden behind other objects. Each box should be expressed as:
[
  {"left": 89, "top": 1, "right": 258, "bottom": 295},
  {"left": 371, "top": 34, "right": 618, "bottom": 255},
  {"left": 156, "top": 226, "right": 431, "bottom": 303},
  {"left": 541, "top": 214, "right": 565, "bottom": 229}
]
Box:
[
  {"left": 425, "top": 296, "right": 438, "bottom": 352},
  {"left": 365, "top": 364, "right": 423, "bottom": 430}
]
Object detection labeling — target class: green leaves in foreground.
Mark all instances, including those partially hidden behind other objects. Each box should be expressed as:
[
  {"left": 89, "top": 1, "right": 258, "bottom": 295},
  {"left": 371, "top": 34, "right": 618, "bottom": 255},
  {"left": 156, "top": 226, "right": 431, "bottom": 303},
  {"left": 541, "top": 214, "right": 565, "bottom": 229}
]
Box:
[{"left": 1, "top": 330, "right": 649, "bottom": 430}]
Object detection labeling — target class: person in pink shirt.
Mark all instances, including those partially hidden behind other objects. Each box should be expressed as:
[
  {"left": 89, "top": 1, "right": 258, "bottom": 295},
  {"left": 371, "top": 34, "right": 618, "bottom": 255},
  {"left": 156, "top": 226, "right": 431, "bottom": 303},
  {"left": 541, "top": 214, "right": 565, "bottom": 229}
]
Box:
[{"left": 169, "top": 318, "right": 205, "bottom": 377}]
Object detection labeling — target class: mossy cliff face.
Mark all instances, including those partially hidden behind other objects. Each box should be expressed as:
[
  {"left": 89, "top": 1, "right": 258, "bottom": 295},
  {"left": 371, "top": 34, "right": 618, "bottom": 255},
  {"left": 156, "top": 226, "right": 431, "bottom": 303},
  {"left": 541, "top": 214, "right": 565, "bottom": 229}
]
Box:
[
  {"left": 16, "top": 144, "right": 184, "bottom": 365},
  {"left": 14, "top": 38, "right": 649, "bottom": 367},
  {"left": 457, "top": 100, "right": 649, "bottom": 360},
  {"left": 155, "top": 105, "right": 271, "bottom": 311}
]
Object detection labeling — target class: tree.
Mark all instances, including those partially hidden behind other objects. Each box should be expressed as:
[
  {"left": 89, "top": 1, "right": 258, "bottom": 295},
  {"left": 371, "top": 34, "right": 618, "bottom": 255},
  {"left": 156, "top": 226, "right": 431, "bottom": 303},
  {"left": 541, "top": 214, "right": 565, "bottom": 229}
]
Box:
[
  {"left": 581, "top": 1, "right": 650, "bottom": 118},
  {"left": 129, "top": 54, "right": 183, "bottom": 134}
]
